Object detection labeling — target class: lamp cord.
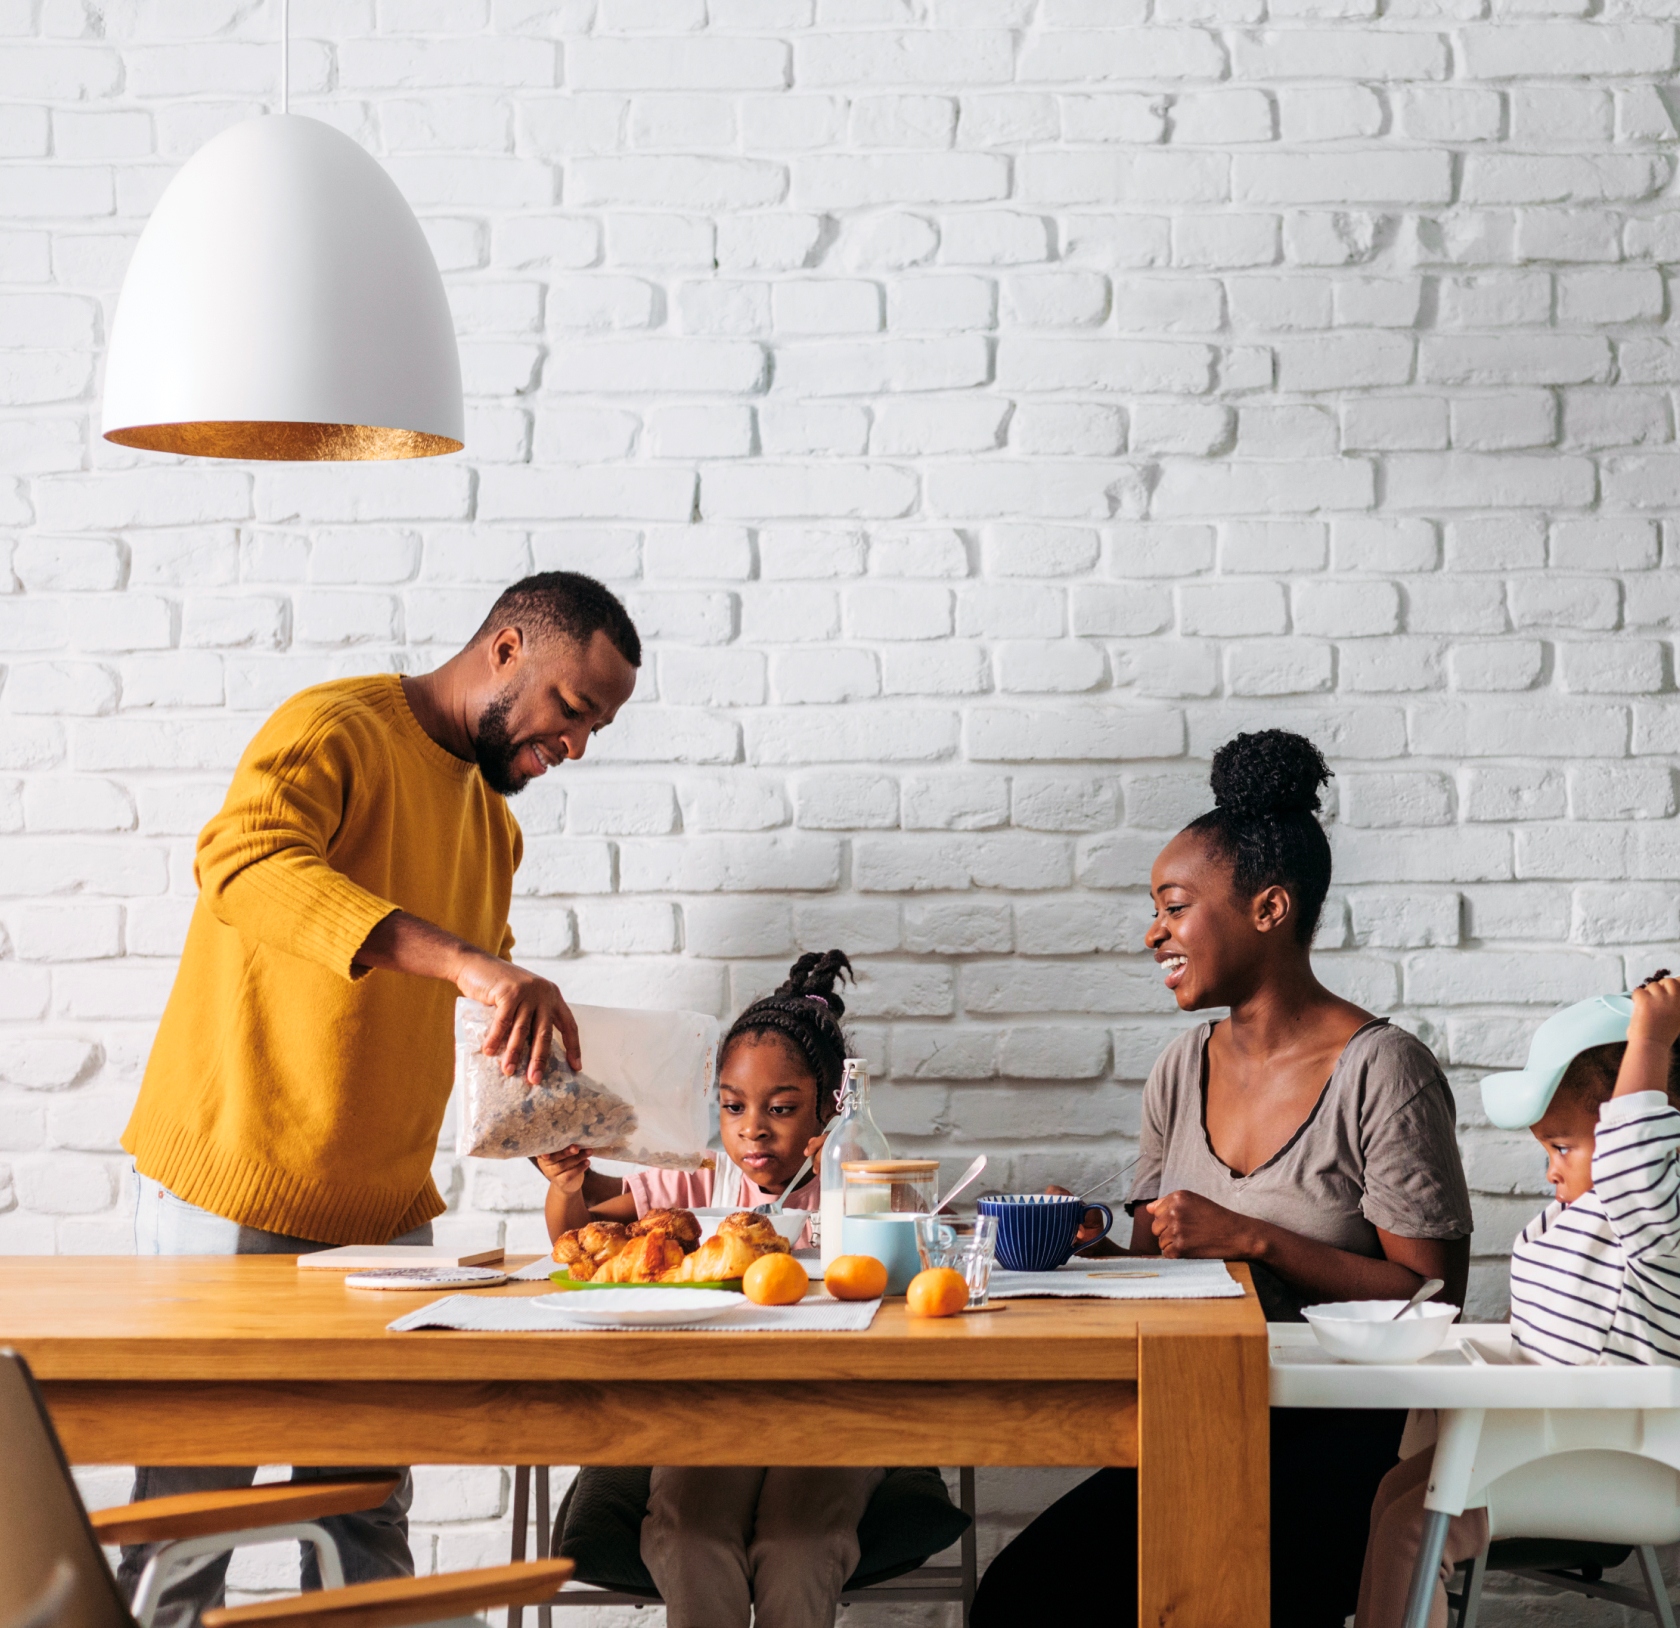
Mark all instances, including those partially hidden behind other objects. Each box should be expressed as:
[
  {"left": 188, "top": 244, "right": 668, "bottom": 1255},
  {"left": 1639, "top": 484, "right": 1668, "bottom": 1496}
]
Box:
[{"left": 280, "top": 0, "right": 289, "bottom": 114}]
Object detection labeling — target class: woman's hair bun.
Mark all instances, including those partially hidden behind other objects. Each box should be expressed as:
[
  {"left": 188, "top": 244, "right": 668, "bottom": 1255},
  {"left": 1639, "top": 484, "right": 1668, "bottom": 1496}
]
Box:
[
  {"left": 776, "top": 949, "right": 853, "bottom": 1022},
  {"left": 1209, "top": 730, "right": 1331, "bottom": 820}
]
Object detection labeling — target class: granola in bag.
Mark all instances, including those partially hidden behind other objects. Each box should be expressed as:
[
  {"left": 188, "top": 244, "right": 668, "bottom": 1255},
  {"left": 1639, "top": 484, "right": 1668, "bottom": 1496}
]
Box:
[{"left": 454, "top": 998, "right": 712, "bottom": 1169}]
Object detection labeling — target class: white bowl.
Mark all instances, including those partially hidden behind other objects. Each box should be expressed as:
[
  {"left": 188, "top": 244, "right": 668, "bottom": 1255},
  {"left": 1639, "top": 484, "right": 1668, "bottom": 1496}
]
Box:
[
  {"left": 691, "top": 1208, "right": 809, "bottom": 1246},
  {"left": 1303, "top": 1300, "right": 1459, "bottom": 1365}
]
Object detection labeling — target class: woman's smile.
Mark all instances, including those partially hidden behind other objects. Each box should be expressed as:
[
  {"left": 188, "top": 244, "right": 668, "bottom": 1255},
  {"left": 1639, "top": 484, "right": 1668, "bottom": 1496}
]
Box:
[{"left": 1159, "top": 953, "right": 1188, "bottom": 990}]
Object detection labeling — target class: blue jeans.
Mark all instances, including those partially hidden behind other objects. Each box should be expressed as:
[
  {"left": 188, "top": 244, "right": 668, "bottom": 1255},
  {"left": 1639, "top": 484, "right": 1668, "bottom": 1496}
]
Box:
[{"left": 116, "top": 1175, "right": 430, "bottom": 1628}]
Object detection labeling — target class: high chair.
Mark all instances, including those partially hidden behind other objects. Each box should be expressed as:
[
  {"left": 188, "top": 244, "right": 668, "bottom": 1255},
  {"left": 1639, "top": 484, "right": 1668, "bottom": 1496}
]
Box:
[
  {"left": 1449, "top": 1536, "right": 1675, "bottom": 1627},
  {"left": 1409, "top": 1409, "right": 1680, "bottom": 1628},
  {"left": 0, "top": 1348, "right": 572, "bottom": 1628}
]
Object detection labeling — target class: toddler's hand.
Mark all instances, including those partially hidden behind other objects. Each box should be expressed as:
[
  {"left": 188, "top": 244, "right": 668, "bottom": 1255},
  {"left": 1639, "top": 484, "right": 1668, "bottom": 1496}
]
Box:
[
  {"left": 1631, "top": 974, "right": 1680, "bottom": 1051},
  {"left": 533, "top": 1144, "right": 591, "bottom": 1196}
]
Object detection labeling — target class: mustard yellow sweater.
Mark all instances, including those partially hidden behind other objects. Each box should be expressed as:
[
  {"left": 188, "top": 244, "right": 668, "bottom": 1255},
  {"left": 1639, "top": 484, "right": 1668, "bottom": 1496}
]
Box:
[{"left": 123, "top": 676, "right": 521, "bottom": 1245}]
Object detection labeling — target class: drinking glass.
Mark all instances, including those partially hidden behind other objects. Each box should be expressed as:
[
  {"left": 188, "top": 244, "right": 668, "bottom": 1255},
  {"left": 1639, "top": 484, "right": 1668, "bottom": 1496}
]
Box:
[{"left": 915, "top": 1214, "right": 999, "bottom": 1308}]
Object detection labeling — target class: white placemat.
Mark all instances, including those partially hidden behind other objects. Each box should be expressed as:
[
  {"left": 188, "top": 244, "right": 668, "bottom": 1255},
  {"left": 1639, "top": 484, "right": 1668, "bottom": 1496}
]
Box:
[
  {"left": 988, "top": 1260, "right": 1244, "bottom": 1300},
  {"left": 510, "top": 1257, "right": 562, "bottom": 1281},
  {"left": 388, "top": 1292, "right": 881, "bottom": 1334}
]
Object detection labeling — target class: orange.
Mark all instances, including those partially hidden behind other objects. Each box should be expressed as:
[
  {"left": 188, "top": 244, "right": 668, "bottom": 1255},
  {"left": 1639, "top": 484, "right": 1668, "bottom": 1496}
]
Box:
[
  {"left": 906, "top": 1267, "right": 969, "bottom": 1318},
  {"left": 743, "top": 1252, "right": 809, "bottom": 1307},
  {"left": 823, "top": 1254, "right": 889, "bottom": 1301}
]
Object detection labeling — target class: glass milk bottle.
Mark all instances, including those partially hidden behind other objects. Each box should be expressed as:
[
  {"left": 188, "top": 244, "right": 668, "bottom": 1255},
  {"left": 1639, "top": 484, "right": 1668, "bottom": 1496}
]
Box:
[{"left": 819, "top": 1058, "right": 890, "bottom": 1270}]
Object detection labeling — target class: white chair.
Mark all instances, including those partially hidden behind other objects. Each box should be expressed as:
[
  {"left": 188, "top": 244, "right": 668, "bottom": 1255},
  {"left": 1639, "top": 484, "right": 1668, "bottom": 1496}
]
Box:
[
  {"left": 0, "top": 1348, "right": 571, "bottom": 1628},
  {"left": 1413, "top": 1407, "right": 1680, "bottom": 1628}
]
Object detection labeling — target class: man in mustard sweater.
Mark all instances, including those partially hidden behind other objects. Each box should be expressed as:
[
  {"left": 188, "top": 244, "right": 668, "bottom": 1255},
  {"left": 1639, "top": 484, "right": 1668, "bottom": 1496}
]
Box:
[{"left": 117, "top": 571, "right": 640, "bottom": 1626}]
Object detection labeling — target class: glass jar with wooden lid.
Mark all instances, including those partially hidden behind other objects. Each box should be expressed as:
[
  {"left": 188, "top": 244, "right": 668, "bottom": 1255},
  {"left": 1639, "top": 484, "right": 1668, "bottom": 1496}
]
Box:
[{"left": 842, "top": 1159, "right": 939, "bottom": 1216}]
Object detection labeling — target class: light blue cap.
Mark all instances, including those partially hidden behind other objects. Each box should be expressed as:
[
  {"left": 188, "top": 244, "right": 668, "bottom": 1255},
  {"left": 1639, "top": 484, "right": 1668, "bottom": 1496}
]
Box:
[{"left": 1481, "top": 994, "right": 1633, "bottom": 1129}]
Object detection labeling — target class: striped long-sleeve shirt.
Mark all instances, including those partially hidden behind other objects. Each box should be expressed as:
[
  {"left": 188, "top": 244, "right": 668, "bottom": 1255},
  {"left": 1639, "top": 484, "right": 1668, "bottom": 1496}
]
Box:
[{"left": 1510, "top": 1090, "right": 1680, "bottom": 1366}]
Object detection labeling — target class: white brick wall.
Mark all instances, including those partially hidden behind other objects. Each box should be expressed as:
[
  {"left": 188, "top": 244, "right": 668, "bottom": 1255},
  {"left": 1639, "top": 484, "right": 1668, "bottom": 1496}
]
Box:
[{"left": 12, "top": 0, "right": 1680, "bottom": 1617}]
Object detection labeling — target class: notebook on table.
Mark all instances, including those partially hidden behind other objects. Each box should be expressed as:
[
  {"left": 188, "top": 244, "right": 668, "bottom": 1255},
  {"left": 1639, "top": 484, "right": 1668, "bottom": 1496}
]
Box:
[{"left": 298, "top": 1244, "right": 505, "bottom": 1270}]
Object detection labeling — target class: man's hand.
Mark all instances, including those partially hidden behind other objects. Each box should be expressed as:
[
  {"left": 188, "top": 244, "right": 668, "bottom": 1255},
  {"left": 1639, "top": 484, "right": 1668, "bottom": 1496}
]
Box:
[
  {"left": 1145, "top": 1190, "right": 1262, "bottom": 1260},
  {"left": 455, "top": 949, "right": 581, "bottom": 1082},
  {"left": 533, "top": 1144, "right": 590, "bottom": 1196},
  {"left": 353, "top": 911, "right": 582, "bottom": 1080}
]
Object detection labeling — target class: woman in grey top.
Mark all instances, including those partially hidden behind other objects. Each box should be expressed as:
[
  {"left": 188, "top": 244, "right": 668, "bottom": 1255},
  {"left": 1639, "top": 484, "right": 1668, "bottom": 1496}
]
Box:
[{"left": 974, "top": 730, "right": 1474, "bottom": 1628}]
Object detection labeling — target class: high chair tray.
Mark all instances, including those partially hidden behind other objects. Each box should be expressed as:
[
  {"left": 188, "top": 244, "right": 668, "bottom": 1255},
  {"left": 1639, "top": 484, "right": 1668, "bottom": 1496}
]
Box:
[{"left": 1270, "top": 1324, "right": 1680, "bottom": 1409}]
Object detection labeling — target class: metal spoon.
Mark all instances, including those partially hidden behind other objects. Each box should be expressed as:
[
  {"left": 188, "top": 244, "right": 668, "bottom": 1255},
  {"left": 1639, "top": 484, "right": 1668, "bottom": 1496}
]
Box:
[
  {"left": 931, "top": 1154, "right": 987, "bottom": 1215},
  {"left": 758, "top": 1148, "right": 817, "bottom": 1214},
  {"left": 1080, "top": 1154, "right": 1140, "bottom": 1205},
  {"left": 1391, "top": 1277, "right": 1444, "bottom": 1322}
]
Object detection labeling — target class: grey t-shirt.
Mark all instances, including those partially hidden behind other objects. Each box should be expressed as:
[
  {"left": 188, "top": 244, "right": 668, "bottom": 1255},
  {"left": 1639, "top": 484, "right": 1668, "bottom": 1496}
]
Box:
[{"left": 1130, "top": 1019, "right": 1474, "bottom": 1288}]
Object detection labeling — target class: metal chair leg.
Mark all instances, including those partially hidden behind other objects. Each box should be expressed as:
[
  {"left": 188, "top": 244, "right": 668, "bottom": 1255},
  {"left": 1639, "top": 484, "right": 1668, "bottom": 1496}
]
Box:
[
  {"left": 1637, "top": 1544, "right": 1678, "bottom": 1628},
  {"left": 958, "top": 1467, "right": 977, "bottom": 1628},
  {"left": 535, "top": 1467, "right": 552, "bottom": 1628},
  {"left": 1403, "top": 1509, "right": 1452, "bottom": 1628},
  {"left": 131, "top": 1523, "right": 343, "bottom": 1628},
  {"left": 509, "top": 1465, "right": 530, "bottom": 1628},
  {"left": 1455, "top": 1548, "right": 1487, "bottom": 1628}
]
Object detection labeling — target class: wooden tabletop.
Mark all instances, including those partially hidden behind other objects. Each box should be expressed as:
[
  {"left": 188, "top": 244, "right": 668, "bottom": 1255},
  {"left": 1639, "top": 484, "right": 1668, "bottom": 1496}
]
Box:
[{"left": 0, "top": 1255, "right": 1264, "bottom": 1384}]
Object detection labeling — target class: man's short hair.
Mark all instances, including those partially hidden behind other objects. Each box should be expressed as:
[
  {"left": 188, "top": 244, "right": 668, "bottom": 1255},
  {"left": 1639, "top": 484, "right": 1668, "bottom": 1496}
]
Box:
[{"left": 473, "top": 571, "right": 641, "bottom": 668}]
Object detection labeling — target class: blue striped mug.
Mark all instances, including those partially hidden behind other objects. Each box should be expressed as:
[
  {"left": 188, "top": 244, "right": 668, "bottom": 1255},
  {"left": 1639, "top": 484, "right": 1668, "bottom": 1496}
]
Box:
[{"left": 978, "top": 1192, "right": 1113, "bottom": 1273}]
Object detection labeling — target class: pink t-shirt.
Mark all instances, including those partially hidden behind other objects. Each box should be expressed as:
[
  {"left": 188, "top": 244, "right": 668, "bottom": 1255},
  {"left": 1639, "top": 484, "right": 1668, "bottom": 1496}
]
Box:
[{"left": 627, "top": 1161, "right": 819, "bottom": 1249}]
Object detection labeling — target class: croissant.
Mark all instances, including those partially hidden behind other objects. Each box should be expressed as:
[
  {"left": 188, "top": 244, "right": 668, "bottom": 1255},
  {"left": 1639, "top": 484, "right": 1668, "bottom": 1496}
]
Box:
[
  {"left": 552, "top": 1230, "right": 591, "bottom": 1274},
  {"left": 598, "top": 1231, "right": 686, "bottom": 1284},
  {"left": 716, "top": 1211, "right": 788, "bottom": 1251},
  {"left": 667, "top": 1231, "right": 767, "bottom": 1284},
  {"left": 631, "top": 1208, "right": 702, "bottom": 1252},
  {"left": 579, "top": 1221, "right": 629, "bottom": 1260}
]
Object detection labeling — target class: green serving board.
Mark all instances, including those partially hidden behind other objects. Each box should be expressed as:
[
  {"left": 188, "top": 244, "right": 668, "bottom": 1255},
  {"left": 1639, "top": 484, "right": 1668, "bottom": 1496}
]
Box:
[{"left": 549, "top": 1270, "right": 744, "bottom": 1292}]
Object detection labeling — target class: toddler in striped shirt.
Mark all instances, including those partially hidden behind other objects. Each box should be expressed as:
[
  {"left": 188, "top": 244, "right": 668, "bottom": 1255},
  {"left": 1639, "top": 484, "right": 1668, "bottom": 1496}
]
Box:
[
  {"left": 1507, "top": 972, "right": 1680, "bottom": 1365},
  {"left": 1356, "top": 975, "right": 1680, "bottom": 1628}
]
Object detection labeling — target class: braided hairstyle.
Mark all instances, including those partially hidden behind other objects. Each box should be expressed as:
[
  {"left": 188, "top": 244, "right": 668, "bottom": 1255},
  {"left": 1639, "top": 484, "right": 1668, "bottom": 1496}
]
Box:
[
  {"left": 721, "top": 950, "right": 854, "bottom": 1122},
  {"left": 1183, "top": 730, "right": 1334, "bottom": 945}
]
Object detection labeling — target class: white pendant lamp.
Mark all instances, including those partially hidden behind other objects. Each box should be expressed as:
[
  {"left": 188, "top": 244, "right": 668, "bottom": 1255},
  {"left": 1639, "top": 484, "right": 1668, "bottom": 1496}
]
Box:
[{"left": 102, "top": 5, "right": 462, "bottom": 461}]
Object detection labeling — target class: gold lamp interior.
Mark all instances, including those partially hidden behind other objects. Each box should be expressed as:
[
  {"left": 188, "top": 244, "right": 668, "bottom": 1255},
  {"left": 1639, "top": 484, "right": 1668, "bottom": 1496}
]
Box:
[{"left": 103, "top": 421, "right": 463, "bottom": 462}]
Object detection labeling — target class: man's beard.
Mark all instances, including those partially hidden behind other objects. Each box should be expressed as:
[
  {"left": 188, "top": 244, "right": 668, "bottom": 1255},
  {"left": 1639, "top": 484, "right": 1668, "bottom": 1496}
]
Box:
[{"left": 471, "top": 686, "right": 529, "bottom": 796}]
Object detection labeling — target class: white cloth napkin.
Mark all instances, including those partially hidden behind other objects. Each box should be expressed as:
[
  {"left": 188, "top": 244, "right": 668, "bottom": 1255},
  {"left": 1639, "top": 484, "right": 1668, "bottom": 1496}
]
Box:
[
  {"left": 388, "top": 1292, "right": 881, "bottom": 1334},
  {"left": 988, "top": 1259, "right": 1243, "bottom": 1300},
  {"left": 510, "top": 1257, "right": 563, "bottom": 1281}
]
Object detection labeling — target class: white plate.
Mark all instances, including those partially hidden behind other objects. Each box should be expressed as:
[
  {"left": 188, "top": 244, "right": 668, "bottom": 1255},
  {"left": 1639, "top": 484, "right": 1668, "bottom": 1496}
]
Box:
[
  {"left": 534, "top": 1288, "right": 747, "bottom": 1328},
  {"left": 345, "top": 1267, "right": 510, "bottom": 1290}
]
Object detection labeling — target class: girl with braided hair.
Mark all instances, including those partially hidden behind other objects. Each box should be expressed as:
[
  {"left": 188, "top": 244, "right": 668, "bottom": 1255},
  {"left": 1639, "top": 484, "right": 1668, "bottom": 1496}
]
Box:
[
  {"left": 538, "top": 951, "right": 886, "bottom": 1628},
  {"left": 537, "top": 949, "right": 852, "bottom": 1243}
]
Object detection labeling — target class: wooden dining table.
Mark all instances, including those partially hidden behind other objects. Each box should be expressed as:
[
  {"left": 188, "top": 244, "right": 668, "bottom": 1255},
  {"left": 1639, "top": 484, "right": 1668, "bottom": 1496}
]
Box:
[{"left": 0, "top": 1254, "right": 1269, "bottom": 1626}]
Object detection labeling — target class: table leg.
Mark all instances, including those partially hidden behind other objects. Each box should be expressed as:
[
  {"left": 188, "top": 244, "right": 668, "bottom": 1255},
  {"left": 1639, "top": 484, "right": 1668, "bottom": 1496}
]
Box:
[
  {"left": 1402, "top": 1509, "right": 1451, "bottom": 1628},
  {"left": 1138, "top": 1328, "right": 1268, "bottom": 1628}
]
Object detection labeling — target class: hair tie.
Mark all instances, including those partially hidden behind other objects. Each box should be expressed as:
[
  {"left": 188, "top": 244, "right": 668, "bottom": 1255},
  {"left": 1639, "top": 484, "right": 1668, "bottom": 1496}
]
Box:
[{"left": 805, "top": 993, "right": 829, "bottom": 1009}]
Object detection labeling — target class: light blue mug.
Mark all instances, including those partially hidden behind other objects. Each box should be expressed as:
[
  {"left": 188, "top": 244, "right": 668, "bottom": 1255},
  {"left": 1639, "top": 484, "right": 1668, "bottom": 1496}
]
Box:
[
  {"left": 978, "top": 1192, "right": 1113, "bottom": 1273},
  {"left": 840, "top": 1213, "right": 924, "bottom": 1295}
]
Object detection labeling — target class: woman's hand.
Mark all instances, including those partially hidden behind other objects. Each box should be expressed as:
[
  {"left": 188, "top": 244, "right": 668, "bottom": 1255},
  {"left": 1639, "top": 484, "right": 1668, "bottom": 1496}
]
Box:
[
  {"left": 533, "top": 1144, "right": 590, "bottom": 1196},
  {"left": 1146, "top": 1190, "right": 1262, "bottom": 1259},
  {"left": 1047, "top": 1184, "right": 1115, "bottom": 1250}
]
